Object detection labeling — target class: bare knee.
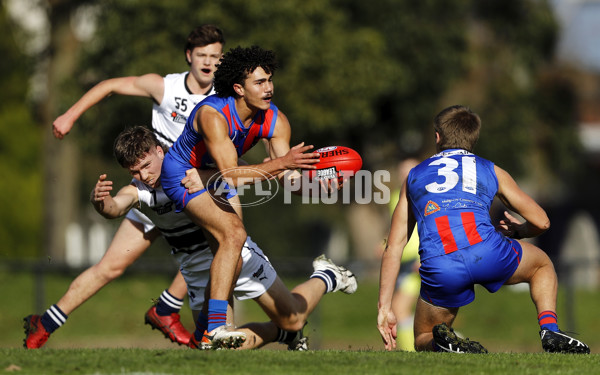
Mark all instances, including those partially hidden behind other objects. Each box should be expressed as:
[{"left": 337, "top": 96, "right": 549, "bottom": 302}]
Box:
[
  {"left": 221, "top": 222, "right": 246, "bottom": 250},
  {"left": 272, "top": 314, "right": 304, "bottom": 332},
  {"left": 94, "top": 261, "right": 126, "bottom": 281}
]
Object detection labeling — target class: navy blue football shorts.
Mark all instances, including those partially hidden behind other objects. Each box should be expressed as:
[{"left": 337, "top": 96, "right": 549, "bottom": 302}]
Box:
[
  {"left": 161, "top": 152, "right": 236, "bottom": 212},
  {"left": 418, "top": 234, "right": 523, "bottom": 308}
]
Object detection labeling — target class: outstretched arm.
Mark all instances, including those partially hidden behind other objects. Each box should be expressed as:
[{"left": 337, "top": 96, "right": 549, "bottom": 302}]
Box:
[
  {"left": 53, "top": 74, "right": 164, "bottom": 139},
  {"left": 197, "top": 107, "right": 319, "bottom": 186},
  {"left": 263, "top": 111, "right": 331, "bottom": 194},
  {"left": 378, "top": 179, "right": 415, "bottom": 351},
  {"left": 90, "top": 174, "right": 139, "bottom": 219},
  {"left": 494, "top": 165, "right": 550, "bottom": 239}
]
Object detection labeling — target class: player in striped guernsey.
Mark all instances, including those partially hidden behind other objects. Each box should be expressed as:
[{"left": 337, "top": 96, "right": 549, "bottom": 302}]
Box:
[
  {"left": 25, "top": 25, "right": 225, "bottom": 349},
  {"left": 62, "top": 126, "right": 356, "bottom": 349},
  {"left": 161, "top": 46, "right": 329, "bottom": 347},
  {"left": 377, "top": 105, "right": 589, "bottom": 354}
]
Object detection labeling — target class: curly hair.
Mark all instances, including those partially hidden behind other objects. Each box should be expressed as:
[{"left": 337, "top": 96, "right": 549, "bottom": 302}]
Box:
[
  {"left": 113, "top": 126, "right": 167, "bottom": 168},
  {"left": 214, "top": 45, "right": 278, "bottom": 98}
]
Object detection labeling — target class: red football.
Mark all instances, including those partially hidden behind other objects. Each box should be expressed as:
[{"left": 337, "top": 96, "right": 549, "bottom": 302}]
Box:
[{"left": 306, "top": 146, "right": 362, "bottom": 182}]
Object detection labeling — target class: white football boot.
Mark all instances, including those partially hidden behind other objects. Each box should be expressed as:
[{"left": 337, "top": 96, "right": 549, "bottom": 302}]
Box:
[{"left": 312, "top": 254, "right": 358, "bottom": 294}]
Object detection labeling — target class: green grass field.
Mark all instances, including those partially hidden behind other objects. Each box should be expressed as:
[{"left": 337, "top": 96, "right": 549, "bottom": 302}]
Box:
[
  {"left": 3, "top": 349, "right": 600, "bottom": 375},
  {"left": 2, "top": 269, "right": 599, "bottom": 374}
]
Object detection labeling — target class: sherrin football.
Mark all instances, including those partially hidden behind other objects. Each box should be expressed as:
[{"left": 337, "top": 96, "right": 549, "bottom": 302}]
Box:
[{"left": 306, "top": 146, "right": 363, "bottom": 182}]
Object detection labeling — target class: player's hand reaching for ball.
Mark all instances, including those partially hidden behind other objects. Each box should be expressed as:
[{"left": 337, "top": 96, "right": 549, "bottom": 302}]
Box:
[{"left": 280, "top": 142, "right": 320, "bottom": 170}]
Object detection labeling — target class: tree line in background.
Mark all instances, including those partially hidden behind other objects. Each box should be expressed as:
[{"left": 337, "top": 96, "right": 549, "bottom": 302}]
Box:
[{"left": 0, "top": 0, "right": 591, "bottom": 262}]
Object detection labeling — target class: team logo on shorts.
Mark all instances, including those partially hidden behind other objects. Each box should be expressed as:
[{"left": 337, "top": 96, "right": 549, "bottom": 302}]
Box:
[
  {"left": 424, "top": 200, "right": 440, "bottom": 216},
  {"left": 253, "top": 265, "right": 267, "bottom": 281}
]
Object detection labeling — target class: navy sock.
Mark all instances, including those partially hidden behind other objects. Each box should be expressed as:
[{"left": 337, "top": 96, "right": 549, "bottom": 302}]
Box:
[
  {"left": 155, "top": 290, "right": 183, "bottom": 316},
  {"left": 310, "top": 269, "right": 337, "bottom": 293},
  {"left": 40, "top": 304, "right": 67, "bottom": 333},
  {"left": 276, "top": 328, "right": 299, "bottom": 343},
  {"left": 194, "top": 312, "right": 209, "bottom": 340}
]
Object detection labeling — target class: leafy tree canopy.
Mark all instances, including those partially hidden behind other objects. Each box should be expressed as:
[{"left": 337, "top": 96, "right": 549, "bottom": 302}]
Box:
[
  {"left": 8, "top": 0, "right": 583, "bottom": 258},
  {"left": 0, "top": 3, "right": 40, "bottom": 258}
]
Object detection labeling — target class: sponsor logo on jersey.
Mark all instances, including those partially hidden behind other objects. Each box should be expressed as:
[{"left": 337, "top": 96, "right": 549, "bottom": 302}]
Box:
[
  {"left": 424, "top": 200, "right": 440, "bottom": 216},
  {"left": 171, "top": 111, "right": 187, "bottom": 124}
]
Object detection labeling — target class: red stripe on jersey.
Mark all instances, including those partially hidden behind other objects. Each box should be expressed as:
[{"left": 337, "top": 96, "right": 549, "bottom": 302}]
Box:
[
  {"left": 257, "top": 109, "right": 275, "bottom": 138},
  {"left": 264, "top": 110, "right": 275, "bottom": 135},
  {"left": 240, "top": 110, "right": 275, "bottom": 154},
  {"left": 189, "top": 142, "right": 207, "bottom": 168},
  {"left": 461, "top": 212, "right": 483, "bottom": 246},
  {"left": 241, "top": 124, "right": 262, "bottom": 155},
  {"left": 222, "top": 104, "right": 235, "bottom": 134},
  {"left": 435, "top": 215, "right": 458, "bottom": 254}
]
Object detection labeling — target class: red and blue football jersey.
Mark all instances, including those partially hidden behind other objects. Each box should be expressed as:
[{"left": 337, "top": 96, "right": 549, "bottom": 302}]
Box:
[
  {"left": 407, "top": 149, "right": 499, "bottom": 261},
  {"left": 169, "top": 95, "right": 278, "bottom": 168}
]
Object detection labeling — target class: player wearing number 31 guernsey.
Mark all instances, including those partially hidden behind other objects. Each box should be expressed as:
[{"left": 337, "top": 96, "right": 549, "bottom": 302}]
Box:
[{"left": 377, "top": 105, "right": 590, "bottom": 354}]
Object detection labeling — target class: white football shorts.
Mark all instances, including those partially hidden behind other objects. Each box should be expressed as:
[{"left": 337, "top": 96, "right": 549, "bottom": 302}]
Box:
[
  {"left": 176, "top": 236, "right": 277, "bottom": 311},
  {"left": 125, "top": 208, "right": 155, "bottom": 233}
]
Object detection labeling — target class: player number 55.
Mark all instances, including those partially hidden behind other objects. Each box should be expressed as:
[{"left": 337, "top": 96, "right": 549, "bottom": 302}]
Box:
[{"left": 174, "top": 97, "right": 188, "bottom": 112}]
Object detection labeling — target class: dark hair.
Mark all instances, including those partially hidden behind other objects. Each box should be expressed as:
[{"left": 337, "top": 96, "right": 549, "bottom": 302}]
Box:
[
  {"left": 433, "top": 105, "right": 481, "bottom": 152},
  {"left": 214, "top": 45, "right": 278, "bottom": 98},
  {"left": 184, "top": 25, "right": 225, "bottom": 64},
  {"left": 113, "top": 126, "right": 166, "bottom": 168}
]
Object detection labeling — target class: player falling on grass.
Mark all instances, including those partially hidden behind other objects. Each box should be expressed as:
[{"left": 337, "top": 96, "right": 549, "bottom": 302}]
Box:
[
  {"left": 160, "top": 45, "right": 334, "bottom": 347},
  {"left": 377, "top": 105, "right": 590, "bottom": 354},
  {"left": 24, "top": 25, "right": 225, "bottom": 349},
  {"left": 98, "top": 126, "right": 357, "bottom": 349}
]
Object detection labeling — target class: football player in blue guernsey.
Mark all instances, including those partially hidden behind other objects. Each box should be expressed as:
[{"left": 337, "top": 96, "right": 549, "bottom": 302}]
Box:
[
  {"left": 25, "top": 25, "right": 226, "bottom": 349},
  {"left": 99, "top": 126, "right": 355, "bottom": 350},
  {"left": 377, "top": 105, "right": 590, "bottom": 354},
  {"left": 161, "top": 45, "right": 324, "bottom": 348}
]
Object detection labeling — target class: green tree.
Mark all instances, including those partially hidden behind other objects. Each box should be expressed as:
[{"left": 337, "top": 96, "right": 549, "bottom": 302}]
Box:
[
  {"left": 50, "top": 0, "right": 583, "bottom": 260},
  {"left": 62, "top": 0, "right": 400, "bottom": 257},
  {"left": 0, "top": 3, "right": 41, "bottom": 258},
  {"left": 339, "top": 0, "right": 472, "bottom": 159}
]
